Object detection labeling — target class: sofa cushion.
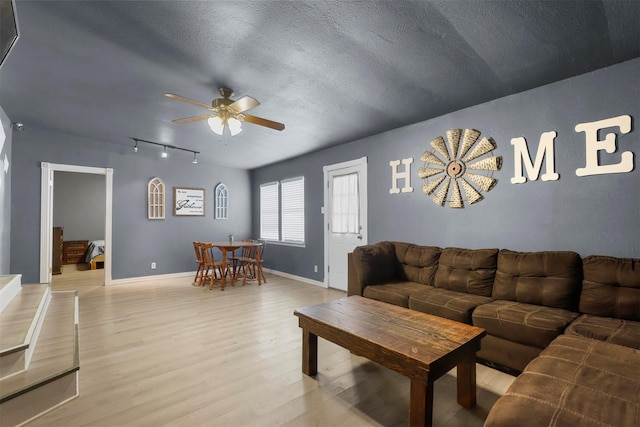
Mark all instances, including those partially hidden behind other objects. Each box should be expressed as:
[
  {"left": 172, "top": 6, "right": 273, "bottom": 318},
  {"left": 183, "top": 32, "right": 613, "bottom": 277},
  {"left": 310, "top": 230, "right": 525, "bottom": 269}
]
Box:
[
  {"left": 433, "top": 247, "right": 498, "bottom": 296},
  {"left": 472, "top": 300, "right": 579, "bottom": 348},
  {"left": 352, "top": 241, "right": 398, "bottom": 287},
  {"left": 476, "top": 334, "right": 543, "bottom": 373},
  {"left": 362, "top": 282, "right": 428, "bottom": 308},
  {"left": 492, "top": 249, "right": 582, "bottom": 310},
  {"left": 408, "top": 287, "right": 492, "bottom": 324},
  {"left": 565, "top": 314, "right": 640, "bottom": 350},
  {"left": 485, "top": 335, "right": 640, "bottom": 427},
  {"left": 393, "top": 242, "right": 441, "bottom": 285},
  {"left": 579, "top": 255, "right": 640, "bottom": 321}
]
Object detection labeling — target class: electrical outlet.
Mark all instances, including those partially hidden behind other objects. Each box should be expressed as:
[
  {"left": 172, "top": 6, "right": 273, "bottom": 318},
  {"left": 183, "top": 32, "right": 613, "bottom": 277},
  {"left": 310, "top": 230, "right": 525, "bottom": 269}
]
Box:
[
  {"left": 151, "top": 262, "right": 156, "bottom": 270},
  {"left": 314, "top": 265, "right": 318, "bottom": 273}
]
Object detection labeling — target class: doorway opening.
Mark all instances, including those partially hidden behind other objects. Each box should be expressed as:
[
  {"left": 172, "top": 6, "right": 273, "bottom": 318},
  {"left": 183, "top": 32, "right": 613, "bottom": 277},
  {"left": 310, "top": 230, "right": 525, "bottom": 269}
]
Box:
[{"left": 39, "top": 162, "right": 113, "bottom": 285}]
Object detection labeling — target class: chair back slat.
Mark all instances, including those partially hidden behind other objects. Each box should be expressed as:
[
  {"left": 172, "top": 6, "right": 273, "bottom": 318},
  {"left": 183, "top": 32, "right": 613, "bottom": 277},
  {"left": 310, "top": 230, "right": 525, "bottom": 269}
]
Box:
[
  {"left": 193, "top": 241, "right": 203, "bottom": 263},
  {"left": 193, "top": 242, "right": 205, "bottom": 285}
]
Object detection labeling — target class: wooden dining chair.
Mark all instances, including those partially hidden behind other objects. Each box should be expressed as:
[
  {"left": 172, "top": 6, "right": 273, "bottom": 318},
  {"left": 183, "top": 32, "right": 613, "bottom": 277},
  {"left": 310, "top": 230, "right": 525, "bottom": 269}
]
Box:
[
  {"left": 254, "top": 239, "right": 267, "bottom": 283},
  {"left": 230, "top": 239, "right": 252, "bottom": 282},
  {"left": 201, "top": 243, "right": 231, "bottom": 290},
  {"left": 193, "top": 242, "right": 205, "bottom": 285},
  {"left": 234, "top": 241, "right": 263, "bottom": 286}
]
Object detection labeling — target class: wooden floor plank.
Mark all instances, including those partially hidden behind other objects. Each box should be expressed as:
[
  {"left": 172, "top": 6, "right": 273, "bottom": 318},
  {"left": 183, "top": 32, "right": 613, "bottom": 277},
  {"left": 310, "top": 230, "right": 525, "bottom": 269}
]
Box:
[{"left": 22, "top": 265, "right": 516, "bottom": 426}]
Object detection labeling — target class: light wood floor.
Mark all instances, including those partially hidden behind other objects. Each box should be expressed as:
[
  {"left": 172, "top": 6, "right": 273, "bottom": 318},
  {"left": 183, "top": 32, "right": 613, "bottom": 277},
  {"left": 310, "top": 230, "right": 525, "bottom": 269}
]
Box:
[{"left": 36, "top": 265, "right": 515, "bottom": 426}]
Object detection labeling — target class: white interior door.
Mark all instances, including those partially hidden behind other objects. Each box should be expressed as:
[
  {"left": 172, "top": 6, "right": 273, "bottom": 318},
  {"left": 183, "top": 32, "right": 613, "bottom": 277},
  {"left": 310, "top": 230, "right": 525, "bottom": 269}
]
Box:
[{"left": 324, "top": 157, "right": 367, "bottom": 291}]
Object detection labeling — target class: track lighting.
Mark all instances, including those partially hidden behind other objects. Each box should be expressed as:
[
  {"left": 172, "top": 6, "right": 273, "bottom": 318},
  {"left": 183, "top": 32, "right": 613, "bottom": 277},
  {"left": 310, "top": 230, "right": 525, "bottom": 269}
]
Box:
[{"left": 131, "top": 138, "right": 199, "bottom": 164}]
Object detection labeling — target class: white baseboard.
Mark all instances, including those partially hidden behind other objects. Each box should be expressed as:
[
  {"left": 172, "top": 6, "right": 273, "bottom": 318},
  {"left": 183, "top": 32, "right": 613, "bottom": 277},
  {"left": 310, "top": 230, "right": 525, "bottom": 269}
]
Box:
[
  {"left": 110, "top": 269, "right": 326, "bottom": 288},
  {"left": 110, "top": 271, "right": 195, "bottom": 286}
]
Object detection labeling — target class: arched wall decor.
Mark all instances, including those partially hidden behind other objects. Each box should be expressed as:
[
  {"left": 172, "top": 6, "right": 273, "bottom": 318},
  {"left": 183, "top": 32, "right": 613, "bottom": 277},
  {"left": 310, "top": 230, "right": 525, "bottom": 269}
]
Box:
[
  {"left": 419, "top": 128, "right": 502, "bottom": 208},
  {"left": 147, "top": 177, "right": 165, "bottom": 219},
  {"left": 215, "top": 182, "right": 228, "bottom": 219}
]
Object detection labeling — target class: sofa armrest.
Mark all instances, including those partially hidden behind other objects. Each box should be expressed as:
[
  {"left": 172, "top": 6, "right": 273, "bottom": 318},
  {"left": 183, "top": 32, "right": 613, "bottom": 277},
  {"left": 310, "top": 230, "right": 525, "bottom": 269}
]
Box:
[{"left": 347, "top": 252, "right": 363, "bottom": 296}]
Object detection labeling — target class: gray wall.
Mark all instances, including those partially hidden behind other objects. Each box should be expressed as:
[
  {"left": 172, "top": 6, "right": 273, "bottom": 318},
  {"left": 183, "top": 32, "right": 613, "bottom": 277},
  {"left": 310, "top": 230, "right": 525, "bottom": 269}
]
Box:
[
  {"left": 11, "top": 128, "right": 252, "bottom": 283},
  {"left": 0, "top": 107, "right": 11, "bottom": 274},
  {"left": 53, "top": 171, "right": 106, "bottom": 242},
  {"left": 251, "top": 59, "right": 640, "bottom": 281}
]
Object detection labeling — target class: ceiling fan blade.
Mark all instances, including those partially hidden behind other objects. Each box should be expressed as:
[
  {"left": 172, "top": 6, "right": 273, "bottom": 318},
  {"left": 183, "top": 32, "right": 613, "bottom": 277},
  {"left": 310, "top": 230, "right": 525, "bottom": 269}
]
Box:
[
  {"left": 242, "top": 114, "right": 285, "bottom": 131},
  {"left": 227, "top": 95, "right": 260, "bottom": 114},
  {"left": 172, "top": 114, "right": 213, "bottom": 124},
  {"left": 165, "top": 93, "right": 215, "bottom": 111}
]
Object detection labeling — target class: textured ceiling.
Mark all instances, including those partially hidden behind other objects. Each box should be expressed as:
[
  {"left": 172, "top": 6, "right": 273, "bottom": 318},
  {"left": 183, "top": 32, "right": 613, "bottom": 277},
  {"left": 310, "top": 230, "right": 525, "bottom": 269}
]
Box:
[{"left": 1, "top": 1, "right": 639, "bottom": 169}]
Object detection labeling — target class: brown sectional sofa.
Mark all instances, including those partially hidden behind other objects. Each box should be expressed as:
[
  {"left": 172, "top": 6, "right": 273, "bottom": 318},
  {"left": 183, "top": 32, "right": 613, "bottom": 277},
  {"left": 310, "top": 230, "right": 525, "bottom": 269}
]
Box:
[
  {"left": 347, "top": 242, "right": 640, "bottom": 427},
  {"left": 485, "top": 334, "right": 640, "bottom": 427}
]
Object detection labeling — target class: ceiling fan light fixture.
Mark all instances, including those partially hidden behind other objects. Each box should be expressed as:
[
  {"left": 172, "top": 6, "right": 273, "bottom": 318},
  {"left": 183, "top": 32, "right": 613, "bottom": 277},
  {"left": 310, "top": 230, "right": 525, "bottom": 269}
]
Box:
[
  {"left": 228, "top": 117, "right": 242, "bottom": 136},
  {"left": 208, "top": 116, "right": 224, "bottom": 135},
  {"left": 167, "top": 88, "right": 284, "bottom": 134}
]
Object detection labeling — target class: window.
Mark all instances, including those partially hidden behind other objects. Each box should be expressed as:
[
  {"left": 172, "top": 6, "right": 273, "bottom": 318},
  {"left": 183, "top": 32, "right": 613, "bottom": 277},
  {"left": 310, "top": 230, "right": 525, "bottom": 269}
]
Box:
[
  {"left": 260, "top": 182, "right": 279, "bottom": 241},
  {"left": 331, "top": 172, "right": 359, "bottom": 233},
  {"left": 214, "top": 183, "right": 228, "bottom": 219},
  {"left": 260, "top": 177, "right": 305, "bottom": 244},
  {"left": 147, "top": 177, "right": 165, "bottom": 219}
]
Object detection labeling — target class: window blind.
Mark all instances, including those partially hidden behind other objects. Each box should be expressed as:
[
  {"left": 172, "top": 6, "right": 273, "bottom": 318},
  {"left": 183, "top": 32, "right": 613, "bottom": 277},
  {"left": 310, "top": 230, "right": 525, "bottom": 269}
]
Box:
[
  {"left": 281, "top": 177, "right": 305, "bottom": 243},
  {"left": 260, "top": 182, "right": 279, "bottom": 240}
]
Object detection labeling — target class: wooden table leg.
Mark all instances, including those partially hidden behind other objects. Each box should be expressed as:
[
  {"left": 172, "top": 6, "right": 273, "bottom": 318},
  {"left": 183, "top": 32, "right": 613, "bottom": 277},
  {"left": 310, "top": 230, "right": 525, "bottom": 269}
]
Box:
[
  {"left": 456, "top": 352, "right": 477, "bottom": 408},
  {"left": 218, "top": 248, "right": 228, "bottom": 288},
  {"left": 302, "top": 329, "right": 318, "bottom": 376},
  {"left": 409, "top": 377, "right": 433, "bottom": 427}
]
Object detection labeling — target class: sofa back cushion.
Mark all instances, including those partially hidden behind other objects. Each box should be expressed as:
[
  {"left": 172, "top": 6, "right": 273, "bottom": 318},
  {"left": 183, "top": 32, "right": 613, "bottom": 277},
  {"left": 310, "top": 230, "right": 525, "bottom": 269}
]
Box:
[
  {"left": 434, "top": 247, "right": 498, "bottom": 296},
  {"left": 579, "top": 255, "right": 640, "bottom": 321},
  {"left": 492, "top": 250, "right": 582, "bottom": 310},
  {"left": 393, "top": 242, "right": 441, "bottom": 285},
  {"left": 352, "top": 241, "right": 398, "bottom": 286}
]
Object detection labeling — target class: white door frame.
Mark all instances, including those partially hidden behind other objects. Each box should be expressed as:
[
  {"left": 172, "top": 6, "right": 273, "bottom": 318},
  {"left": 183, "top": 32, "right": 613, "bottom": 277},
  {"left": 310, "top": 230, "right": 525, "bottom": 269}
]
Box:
[
  {"left": 323, "top": 156, "right": 368, "bottom": 288},
  {"left": 40, "top": 162, "right": 113, "bottom": 285}
]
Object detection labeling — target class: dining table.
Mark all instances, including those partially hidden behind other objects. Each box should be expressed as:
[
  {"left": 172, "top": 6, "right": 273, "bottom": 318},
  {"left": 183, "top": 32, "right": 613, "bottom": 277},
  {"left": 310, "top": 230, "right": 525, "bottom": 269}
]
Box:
[{"left": 209, "top": 241, "right": 262, "bottom": 286}]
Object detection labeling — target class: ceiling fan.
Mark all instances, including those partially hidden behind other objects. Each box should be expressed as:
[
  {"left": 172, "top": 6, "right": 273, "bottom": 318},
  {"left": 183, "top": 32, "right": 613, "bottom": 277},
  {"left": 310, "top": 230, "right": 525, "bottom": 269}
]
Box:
[{"left": 165, "top": 88, "right": 285, "bottom": 136}]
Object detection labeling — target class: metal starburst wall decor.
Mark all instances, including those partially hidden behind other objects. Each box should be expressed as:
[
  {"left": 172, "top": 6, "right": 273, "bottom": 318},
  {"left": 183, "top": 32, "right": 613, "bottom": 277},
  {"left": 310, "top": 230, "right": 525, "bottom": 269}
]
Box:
[{"left": 419, "top": 129, "right": 502, "bottom": 208}]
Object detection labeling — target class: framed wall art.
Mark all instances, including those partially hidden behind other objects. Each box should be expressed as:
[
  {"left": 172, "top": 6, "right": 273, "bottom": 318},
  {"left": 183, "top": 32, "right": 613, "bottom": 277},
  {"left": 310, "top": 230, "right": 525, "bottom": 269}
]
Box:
[{"left": 174, "top": 187, "right": 205, "bottom": 216}]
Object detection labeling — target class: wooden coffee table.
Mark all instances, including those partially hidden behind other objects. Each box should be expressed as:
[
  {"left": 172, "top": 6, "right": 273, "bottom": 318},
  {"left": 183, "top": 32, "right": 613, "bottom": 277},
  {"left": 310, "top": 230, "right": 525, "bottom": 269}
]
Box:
[{"left": 294, "top": 296, "right": 486, "bottom": 426}]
